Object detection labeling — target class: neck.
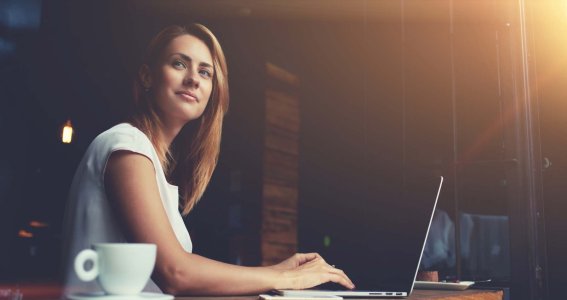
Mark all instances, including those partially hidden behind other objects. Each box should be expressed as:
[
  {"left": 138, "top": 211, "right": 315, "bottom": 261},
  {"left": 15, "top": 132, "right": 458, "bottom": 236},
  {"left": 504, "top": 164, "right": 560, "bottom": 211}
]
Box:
[{"left": 158, "top": 119, "right": 184, "bottom": 149}]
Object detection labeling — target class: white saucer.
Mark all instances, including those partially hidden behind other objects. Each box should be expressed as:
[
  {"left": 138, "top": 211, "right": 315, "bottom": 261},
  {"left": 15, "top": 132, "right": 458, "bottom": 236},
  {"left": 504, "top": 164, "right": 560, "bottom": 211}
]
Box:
[{"left": 67, "top": 292, "right": 174, "bottom": 300}]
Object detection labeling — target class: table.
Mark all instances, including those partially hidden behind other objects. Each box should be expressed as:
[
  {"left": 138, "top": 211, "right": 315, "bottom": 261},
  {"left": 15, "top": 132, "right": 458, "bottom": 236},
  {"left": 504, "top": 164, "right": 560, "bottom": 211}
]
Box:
[
  {"left": 0, "top": 282, "right": 503, "bottom": 300},
  {"left": 177, "top": 290, "right": 503, "bottom": 300}
]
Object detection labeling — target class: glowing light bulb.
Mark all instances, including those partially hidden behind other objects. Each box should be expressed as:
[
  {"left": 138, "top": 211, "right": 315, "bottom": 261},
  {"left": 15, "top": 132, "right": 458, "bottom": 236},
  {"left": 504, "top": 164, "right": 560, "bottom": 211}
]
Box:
[{"left": 62, "top": 120, "right": 74, "bottom": 144}]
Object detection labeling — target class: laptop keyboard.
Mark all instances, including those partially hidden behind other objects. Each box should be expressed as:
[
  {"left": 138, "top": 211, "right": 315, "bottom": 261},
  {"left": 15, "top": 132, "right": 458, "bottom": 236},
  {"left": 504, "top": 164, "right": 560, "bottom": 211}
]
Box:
[{"left": 310, "top": 282, "right": 352, "bottom": 291}]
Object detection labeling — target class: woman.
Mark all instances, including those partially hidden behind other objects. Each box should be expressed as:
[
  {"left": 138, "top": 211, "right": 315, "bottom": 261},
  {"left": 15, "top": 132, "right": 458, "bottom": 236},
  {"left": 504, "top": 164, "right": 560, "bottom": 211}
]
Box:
[{"left": 62, "top": 24, "right": 354, "bottom": 296}]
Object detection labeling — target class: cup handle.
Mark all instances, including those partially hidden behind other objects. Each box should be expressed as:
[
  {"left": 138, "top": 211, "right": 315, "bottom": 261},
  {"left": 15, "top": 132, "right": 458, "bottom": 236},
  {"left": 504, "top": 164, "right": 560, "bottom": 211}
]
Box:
[{"left": 74, "top": 249, "right": 99, "bottom": 282}]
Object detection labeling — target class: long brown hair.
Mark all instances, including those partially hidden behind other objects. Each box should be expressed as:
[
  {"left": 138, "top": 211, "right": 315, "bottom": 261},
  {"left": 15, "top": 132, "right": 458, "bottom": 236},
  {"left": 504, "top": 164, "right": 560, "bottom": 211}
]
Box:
[{"left": 130, "top": 24, "right": 229, "bottom": 216}]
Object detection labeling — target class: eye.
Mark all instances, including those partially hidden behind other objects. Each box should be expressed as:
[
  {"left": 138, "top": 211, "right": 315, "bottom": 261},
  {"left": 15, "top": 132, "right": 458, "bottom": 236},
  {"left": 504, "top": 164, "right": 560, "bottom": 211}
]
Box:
[
  {"left": 172, "top": 60, "right": 186, "bottom": 69},
  {"left": 199, "top": 69, "right": 212, "bottom": 78}
]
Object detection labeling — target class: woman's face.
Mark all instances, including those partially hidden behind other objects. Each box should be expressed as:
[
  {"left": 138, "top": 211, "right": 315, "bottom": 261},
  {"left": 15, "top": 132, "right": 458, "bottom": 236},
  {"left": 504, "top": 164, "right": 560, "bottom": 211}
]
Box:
[{"left": 150, "top": 34, "right": 214, "bottom": 127}]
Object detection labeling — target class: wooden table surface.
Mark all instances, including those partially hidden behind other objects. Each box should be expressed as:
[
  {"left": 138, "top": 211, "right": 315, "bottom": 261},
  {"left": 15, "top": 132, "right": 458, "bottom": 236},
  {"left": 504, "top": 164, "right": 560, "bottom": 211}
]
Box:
[
  {"left": 0, "top": 282, "right": 503, "bottom": 300},
  {"left": 177, "top": 289, "right": 503, "bottom": 300}
]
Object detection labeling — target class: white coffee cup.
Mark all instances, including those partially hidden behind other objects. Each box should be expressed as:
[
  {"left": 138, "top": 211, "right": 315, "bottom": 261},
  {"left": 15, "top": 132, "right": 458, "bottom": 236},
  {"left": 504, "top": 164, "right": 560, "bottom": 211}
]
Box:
[{"left": 74, "top": 243, "right": 157, "bottom": 295}]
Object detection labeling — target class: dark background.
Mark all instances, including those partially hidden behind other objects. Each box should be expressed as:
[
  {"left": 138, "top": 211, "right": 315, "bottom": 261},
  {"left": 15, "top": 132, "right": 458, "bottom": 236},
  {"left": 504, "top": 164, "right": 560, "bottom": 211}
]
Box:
[{"left": 1, "top": 0, "right": 566, "bottom": 299}]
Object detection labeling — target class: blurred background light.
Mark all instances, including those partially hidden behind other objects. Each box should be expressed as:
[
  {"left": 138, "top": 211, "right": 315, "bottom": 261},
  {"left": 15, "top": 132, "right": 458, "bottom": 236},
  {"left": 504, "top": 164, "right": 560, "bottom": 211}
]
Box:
[
  {"left": 0, "top": 0, "right": 42, "bottom": 30},
  {"left": 61, "top": 120, "right": 73, "bottom": 144},
  {"left": 17, "top": 229, "right": 33, "bottom": 238},
  {"left": 29, "top": 221, "right": 48, "bottom": 228}
]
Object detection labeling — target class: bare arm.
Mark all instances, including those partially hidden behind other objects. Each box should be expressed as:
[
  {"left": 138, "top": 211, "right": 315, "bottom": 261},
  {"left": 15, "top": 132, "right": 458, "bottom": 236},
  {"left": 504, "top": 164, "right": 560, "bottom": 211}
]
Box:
[{"left": 104, "top": 151, "right": 354, "bottom": 295}]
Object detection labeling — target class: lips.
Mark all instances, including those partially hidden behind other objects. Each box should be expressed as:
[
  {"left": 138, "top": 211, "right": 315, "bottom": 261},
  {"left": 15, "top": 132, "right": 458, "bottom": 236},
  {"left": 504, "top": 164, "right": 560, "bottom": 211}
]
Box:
[{"left": 176, "top": 90, "right": 198, "bottom": 102}]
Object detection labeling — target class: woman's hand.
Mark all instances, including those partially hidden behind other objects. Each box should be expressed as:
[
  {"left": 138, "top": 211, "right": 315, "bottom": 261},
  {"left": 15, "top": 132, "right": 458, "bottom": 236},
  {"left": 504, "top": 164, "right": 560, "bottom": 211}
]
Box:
[
  {"left": 272, "top": 253, "right": 355, "bottom": 290},
  {"left": 270, "top": 253, "right": 322, "bottom": 271}
]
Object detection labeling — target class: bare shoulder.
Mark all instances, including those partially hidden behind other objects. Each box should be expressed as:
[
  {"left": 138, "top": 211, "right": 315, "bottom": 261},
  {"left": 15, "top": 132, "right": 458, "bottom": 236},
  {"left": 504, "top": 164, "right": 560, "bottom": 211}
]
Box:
[
  {"left": 104, "top": 150, "right": 159, "bottom": 200},
  {"left": 106, "top": 150, "right": 155, "bottom": 177}
]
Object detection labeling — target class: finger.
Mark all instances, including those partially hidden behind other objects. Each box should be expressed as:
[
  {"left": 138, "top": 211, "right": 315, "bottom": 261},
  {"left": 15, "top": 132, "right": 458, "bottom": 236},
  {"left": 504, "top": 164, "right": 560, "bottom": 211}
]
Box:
[
  {"left": 325, "top": 265, "right": 355, "bottom": 289},
  {"left": 326, "top": 272, "right": 356, "bottom": 290}
]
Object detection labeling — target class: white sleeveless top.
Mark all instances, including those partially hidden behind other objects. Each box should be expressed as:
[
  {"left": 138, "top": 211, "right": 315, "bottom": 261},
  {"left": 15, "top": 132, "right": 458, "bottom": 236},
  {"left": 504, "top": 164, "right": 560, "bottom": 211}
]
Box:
[{"left": 61, "top": 123, "right": 192, "bottom": 296}]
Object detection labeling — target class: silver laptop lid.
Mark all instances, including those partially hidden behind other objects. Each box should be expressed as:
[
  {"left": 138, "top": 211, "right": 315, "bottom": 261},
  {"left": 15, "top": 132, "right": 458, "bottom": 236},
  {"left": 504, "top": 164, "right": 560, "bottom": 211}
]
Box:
[{"left": 302, "top": 175, "right": 443, "bottom": 294}]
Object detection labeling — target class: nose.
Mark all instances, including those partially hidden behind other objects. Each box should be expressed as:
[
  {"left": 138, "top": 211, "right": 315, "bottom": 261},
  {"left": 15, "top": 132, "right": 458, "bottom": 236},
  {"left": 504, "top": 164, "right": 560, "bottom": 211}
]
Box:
[{"left": 183, "top": 69, "right": 200, "bottom": 88}]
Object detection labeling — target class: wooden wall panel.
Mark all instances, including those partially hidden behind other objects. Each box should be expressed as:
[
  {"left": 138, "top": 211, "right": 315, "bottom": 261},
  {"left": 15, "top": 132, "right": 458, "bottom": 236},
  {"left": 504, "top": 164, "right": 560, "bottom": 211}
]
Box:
[{"left": 261, "top": 63, "right": 300, "bottom": 265}]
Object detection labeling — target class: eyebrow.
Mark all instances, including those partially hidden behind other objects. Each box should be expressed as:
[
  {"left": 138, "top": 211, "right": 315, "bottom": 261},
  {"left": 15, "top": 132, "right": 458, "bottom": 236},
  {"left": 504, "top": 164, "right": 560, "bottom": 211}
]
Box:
[{"left": 173, "top": 53, "right": 213, "bottom": 69}]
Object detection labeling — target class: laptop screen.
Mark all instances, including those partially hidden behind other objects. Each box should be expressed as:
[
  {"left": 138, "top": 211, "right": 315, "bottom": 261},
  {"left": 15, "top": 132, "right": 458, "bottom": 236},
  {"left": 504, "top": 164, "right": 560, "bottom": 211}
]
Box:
[{"left": 310, "top": 175, "right": 442, "bottom": 292}]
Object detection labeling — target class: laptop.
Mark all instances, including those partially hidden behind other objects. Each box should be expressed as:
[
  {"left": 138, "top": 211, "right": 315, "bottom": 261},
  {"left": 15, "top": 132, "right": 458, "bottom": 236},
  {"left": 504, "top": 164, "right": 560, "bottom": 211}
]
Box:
[{"left": 276, "top": 175, "right": 444, "bottom": 298}]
